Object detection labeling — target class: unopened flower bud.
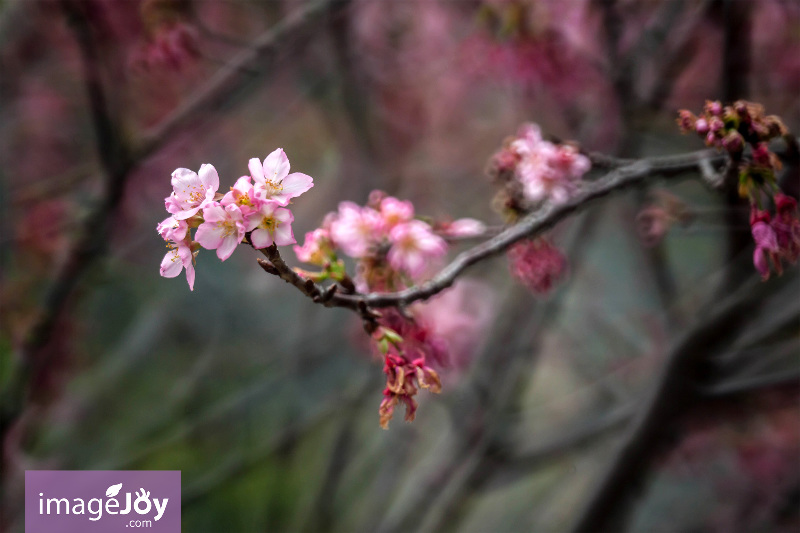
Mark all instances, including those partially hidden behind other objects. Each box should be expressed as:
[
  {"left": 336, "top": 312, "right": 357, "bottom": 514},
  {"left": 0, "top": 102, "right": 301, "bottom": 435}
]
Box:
[
  {"left": 722, "top": 131, "right": 744, "bottom": 153},
  {"left": 704, "top": 100, "right": 723, "bottom": 116},
  {"left": 764, "top": 115, "right": 788, "bottom": 138},
  {"left": 752, "top": 143, "right": 772, "bottom": 166},
  {"left": 708, "top": 116, "right": 725, "bottom": 133},
  {"left": 677, "top": 110, "right": 697, "bottom": 133},
  {"left": 774, "top": 193, "right": 798, "bottom": 217}
]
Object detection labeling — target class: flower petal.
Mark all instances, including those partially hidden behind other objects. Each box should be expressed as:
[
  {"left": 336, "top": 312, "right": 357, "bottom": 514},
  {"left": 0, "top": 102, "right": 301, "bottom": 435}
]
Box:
[
  {"left": 250, "top": 228, "right": 274, "bottom": 249},
  {"left": 280, "top": 172, "right": 313, "bottom": 197},
  {"left": 195, "top": 222, "right": 225, "bottom": 250},
  {"left": 202, "top": 203, "right": 227, "bottom": 222},
  {"left": 249, "top": 157, "right": 266, "bottom": 183},
  {"left": 263, "top": 148, "right": 290, "bottom": 182},
  {"left": 274, "top": 207, "right": 294, "bottom": 224},
  {"left": 171, "top": 168, "right": 198, "bottom": 191},
  {"left": 185, "top": 262, "right": 195, "bottom": 291},
  {"left": 273, "top": 223, "right": 295, "bottom": 246},
  {"left": 217, "top": 235, "right": 238, "bottom": 261},
  {"left": 160, "top": 251, "right": 183, "bottom": 278},
  {"left": 198, "top": 164, "right": 219, "bottom": 191}
]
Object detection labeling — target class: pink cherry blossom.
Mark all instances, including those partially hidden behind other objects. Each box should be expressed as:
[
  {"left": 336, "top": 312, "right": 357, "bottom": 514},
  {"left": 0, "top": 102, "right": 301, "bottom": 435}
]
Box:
[
  {"left": 165, "top": 164, "right": 219, "bottom": 220},
  {"left": 157, "top": 216, "right": 189, "bottom": 242},
  {"left": 330, "top": 202, "right": 385, "bottom": 258},
  {"left": 221, "top": 176, "right": 259, "bottom": 216},
  {"left": 379, "top": 197, "right": 414, "bottom": 229},
  {"left": 157, "top": 216, "right": 195, "bottom": 290},
  {"left": 507, "top": 238, "right": 568, "bottom": 294},
  {"left": 438, "top": 218, "right": 487, "bottom": 238},
  {"left": 387, "top": 220, "right": 447, "bottom": 279},
  {"left": 160, "top": 238, "right": 196, "bottom": 291},
  {"left": 249, "top": 148, "right": 313, "bottom": 206},
  {"left": 510, "top": 123, "right": 544, "bottom": 156},
  {"left": 294, "top": 228, "right": 332, "bottom": 266},
  {"left": 245, "top": 202, "right": 296, "bottom": 248},
  {"left": 195, "top": 203, "right": 246, "bottom": 261},
  {"left": 504, "top": 124, "right": 590, "bottom": 205},
  {"left": 516, "top": 142, "right": 589, "bottom": 204}
]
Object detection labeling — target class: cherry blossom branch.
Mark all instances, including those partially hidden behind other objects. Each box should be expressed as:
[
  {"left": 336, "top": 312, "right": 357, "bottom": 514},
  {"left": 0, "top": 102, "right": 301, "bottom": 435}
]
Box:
[
  {"left": 329, "top": 148, "right": 726, "bottom": 310},
  {"left": 251, "top": 148, "right": 726, "bottom": 321}
]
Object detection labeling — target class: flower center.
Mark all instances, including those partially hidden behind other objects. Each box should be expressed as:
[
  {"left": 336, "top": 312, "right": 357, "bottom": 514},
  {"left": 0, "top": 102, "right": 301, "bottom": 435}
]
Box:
[
  {"left": 264, "top": 180, "right": 283, "bottom": 196},
  {"left": 186, "top": 185, "right": 207, "bottom": 204},
  {"left": 259, "top": 216, "right": 278, "bottom": 232},
  {"left": 217, "top": 220, "right": 237, "bottom": 237}
]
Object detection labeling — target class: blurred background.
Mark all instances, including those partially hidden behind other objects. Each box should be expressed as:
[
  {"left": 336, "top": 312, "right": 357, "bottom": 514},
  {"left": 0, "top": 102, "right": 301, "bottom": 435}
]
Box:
[{"left": 1, "top": 0, "right": 799, "bottom": 531}]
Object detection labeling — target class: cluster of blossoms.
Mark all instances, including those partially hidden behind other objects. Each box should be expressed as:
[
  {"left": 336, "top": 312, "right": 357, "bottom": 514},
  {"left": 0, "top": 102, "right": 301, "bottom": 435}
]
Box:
[
  {"left": 678, "top": 101, "right": 798, "bottom": 280},
  {"left": 293, "top": 191, "right": 484, "bottom": 290},
  {"left": 487, "top": 123, "right": 589, "bottom": 294},
  {"left": 294, "top": 191, "right": 486, "bottom": 427},
  {"left": 677, "top": 100, "right": 788, "bottom": 201},
  {"left": 157, "top": 149, "right": 313, "bottom": 289},
  {"left": 488, "top": 123, "right": 591, "bottom": 208},
  {"left": 507, "top": 238, "right": 567, "bottom": 293}
]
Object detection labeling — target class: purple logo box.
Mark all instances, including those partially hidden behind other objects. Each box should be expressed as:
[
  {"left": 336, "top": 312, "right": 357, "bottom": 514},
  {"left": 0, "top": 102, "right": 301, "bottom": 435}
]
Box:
[{"left": 25, "top": 471, "right": 180, "bottom": 533}]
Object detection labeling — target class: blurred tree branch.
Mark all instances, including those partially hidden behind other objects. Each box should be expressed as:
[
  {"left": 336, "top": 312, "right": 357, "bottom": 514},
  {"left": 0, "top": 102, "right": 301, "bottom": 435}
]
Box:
[
  {"left": 570, "top": 272, "right": 798, "bottom": 532},
  {"left": 1, "top": 0, "right": 134, "bottom": 446},
  {"left": 1, "top": 0, "right": 348, "bottom": 476}
]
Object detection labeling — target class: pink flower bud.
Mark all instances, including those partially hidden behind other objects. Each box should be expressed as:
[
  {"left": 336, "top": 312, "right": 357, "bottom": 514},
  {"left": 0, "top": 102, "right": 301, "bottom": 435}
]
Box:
[
  {"left": 722, "top": 131, "right": 744, "bottom": 153},
  {"left": 774, "top": 193, "right": 798, "bottom": 217},
  {"left": 704, "top": 100, "right": 723, "bottom": 116},
  {"left": 752, "top": 143, "right": 771, "bottom": 167}
]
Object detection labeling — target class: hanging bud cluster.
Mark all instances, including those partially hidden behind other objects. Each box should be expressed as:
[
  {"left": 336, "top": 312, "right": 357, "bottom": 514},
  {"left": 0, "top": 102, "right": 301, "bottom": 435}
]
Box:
[{"left": 678, "top": 100, "right": 797, "bottom": 281}]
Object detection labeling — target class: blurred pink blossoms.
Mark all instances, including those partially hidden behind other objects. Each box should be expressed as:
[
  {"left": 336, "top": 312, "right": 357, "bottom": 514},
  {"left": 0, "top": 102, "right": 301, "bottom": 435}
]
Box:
[
  {"left": 157, "top": 149, "right": 314, "bottom": 290},
  {"left": 508, "top": 123, "right": 590, "bottom": 205},
  {"left": 487, "top": 122, "right": 590, "bottom": 295}
]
